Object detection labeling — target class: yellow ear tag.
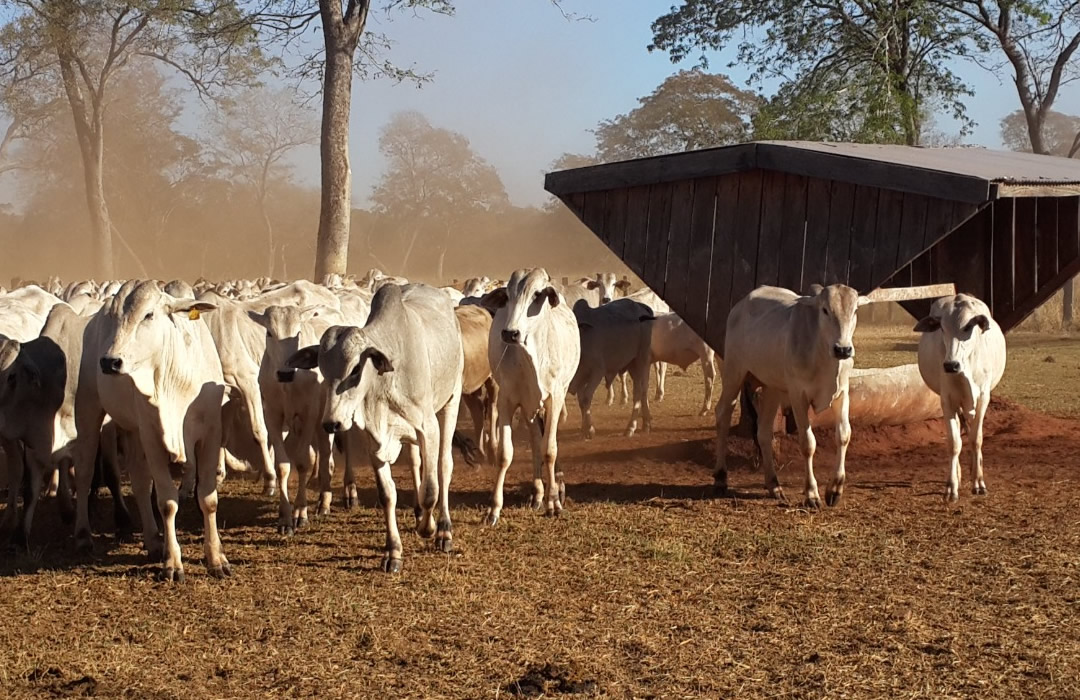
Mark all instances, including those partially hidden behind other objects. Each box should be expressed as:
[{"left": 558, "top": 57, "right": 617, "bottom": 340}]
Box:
[{"left": 188, "top": 309, "right": 200, "bottom": 320}]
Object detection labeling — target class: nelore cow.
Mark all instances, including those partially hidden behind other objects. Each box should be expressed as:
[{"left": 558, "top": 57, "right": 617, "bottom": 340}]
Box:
[
  {"left": 483, "top": 268, "right": 580, "bottom": 524},
  {"left": 914, "top": 294, "right": 1007, "bottom": 501},
  {"left": 73, "top": 281, "right": 229, "bottom": 582},
  {"left": 650, "top": 313, "right": 717, "bottom": 416},
  {"left": 714, "top": 284, "right": 868, "bottom": 507},
  {"left": 289, "top": 283, "right": 463, "bottom": 573}
]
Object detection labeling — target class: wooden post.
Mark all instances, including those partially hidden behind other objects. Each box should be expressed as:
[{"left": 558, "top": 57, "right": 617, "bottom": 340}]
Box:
[{"left": 1065, "top": 277, "right": 1074, "bottom": 327}]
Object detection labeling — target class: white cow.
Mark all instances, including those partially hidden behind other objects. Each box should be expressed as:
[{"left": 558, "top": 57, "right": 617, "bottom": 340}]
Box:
[
  {"left": 714, "top": 284, "right": 868, "bottom": 507},
  {"left": 483, "top": 268, "right": 581, "bottom": 523},
  {"left": 4, "top": 285, "right": 65, "bottom": 318},
  {"left": 650, "top": 313, "right": 717, "bottom": 416},
  {"left": 289, "top": 283, "right": 464, "bottom": 573},
  {"left": 569, "top": 298, "right": 656, "bottom": 438},
  {"left": 73, "top": 281, "right": 229, "bottom": 581},
  {"left": 0, "top": 300, "right": 46, "bottom": 341},
  {"left": 914, "top": 294, "right": 1007, "bottom": 501}
]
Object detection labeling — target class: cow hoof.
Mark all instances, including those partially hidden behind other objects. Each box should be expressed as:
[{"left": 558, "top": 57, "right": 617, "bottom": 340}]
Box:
[
  {"left": 413, "top": 505, "right": 422, "bottom": 523},
  {"left": 262, "top": 483, "right": 277, "bottom": 498},
  {"left": 115, "top": 528, "right": 136, "bottom": 544},
  {"left": 295, "top": 516, "right": 309, "bottom": 530},
  {"left": 159, "top": 567, "right": 185, "bottom": 583},
  {"left": 10, "top": 529, "right": 28, "bottom": 551},
  {"left": 74, "top": 530, "right": 94, "bottom": 553},
  {"left": 59, "top": 508, "right": 75, "bottom": 526},
  {"left": 383, "top": 557, "right": 402, "bottom": 574},
  {"left": 804, "top": 495, "right": 822, "bottom": 509},
  {"left": 416, "top": 516, "right": 436, "bottom": 539},
  {"left": 825, "top": 491, "right": 842, "bottom": 507},
  {"left": 207, "top": 562, "right": 232, "bottom": 579},
  {"left": 945, "top": 488, "right": 959, "bottom": 503},
  {"left": 434, "top": 535, "right": 453, "bottom": 553},
  {"left": 769, "top": 487, "right": 787, "bottom": 504},
  {"left": 973, "top": 484, "right": 987, "bottom": 496},
  {"left": 345, "top": 494, "right": 358, "bottom": 511},
  {"left": 483, "top": 509, "right": 500, "bottom": 527},
  {"left": 316, "top": 506, "right": 331, "bottom": 517},
  {"left": 277, "top": 522, "right": 295, "bottom": 536}
]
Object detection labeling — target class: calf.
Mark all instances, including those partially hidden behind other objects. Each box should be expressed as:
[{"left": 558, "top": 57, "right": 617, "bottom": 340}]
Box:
[
  {"left": 714, "top": 284, "right": 868, "bottom": 507},
  {"left": 483, "top": 268, "right": 580, "bottom": 523},
  {"left": 289, "top": 283, "right": 464, "bottom": 573},
  {"left": 914, "top": 294, "right": 1007, "bottom": 501},
  {"left": 569, "top": 299, "right": 655, "bottom": 438}
]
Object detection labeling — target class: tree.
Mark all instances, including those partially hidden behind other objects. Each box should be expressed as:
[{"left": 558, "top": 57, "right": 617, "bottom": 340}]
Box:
[
  {"left": 649, "top": 0, "right": 975, "bottom": 145},
  {"left": 211, "top": 87, "right": 318, "bottom": 277},
  {"left": 371, "top": 110, "right": 507, "bottom": 280},
  {"left": 950, "top": 1, "right": 1080, "bottom": 156},
  {"left": 593, "top": 69, "right": 759, "bottom": 160},
  {"left": 0, "top": 0, "right": 264, "bottom": 278},
  {"left": 1001, "top": 109, "right": 1080, "bottom": 158}
]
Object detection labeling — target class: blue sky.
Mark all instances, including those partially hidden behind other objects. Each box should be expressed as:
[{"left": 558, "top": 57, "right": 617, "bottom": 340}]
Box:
[{"left": 268, "top": 0, "right": 1078, "bottom": 209}]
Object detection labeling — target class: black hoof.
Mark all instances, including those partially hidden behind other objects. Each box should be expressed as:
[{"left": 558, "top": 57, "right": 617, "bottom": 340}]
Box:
[
  {"left": 262, "top": 483, "right": 277, "bottom": 498},
  {"left": 74, "top": 530, "right": 94, "bottom": 553},
  {"left": 115, "top": 528, "right": 136, "bottom": 544},
  {"left": 825, "top": 491, "right": 842, "bottom": 507},
  {"left": 383, "top": 558, "right": 402, "bottom": 574},
  {"left": 294, "top": 516, "right": 309, "bottom": 530},
  {"left": 804, "top": 497, "right": 822, "bottom": 509},
  {"left": 973, "top": 485, "right": 987, "bottom": 496},
  {"left": 483, "top": 510, "right": 500, "bottom": 527},
  {"left": 277, "top": 523, "right": 295, "bottom": 536},
  {"left": 434, "top": 536, "right": 453, "bottom": 553},
  {"left": 713, "top": 482, "right": 728, "bottom": 497},
  {"left": 207, "top": 562, "right": 232, "bottom": 579},
  {"left": 159, "top": 567, "right": 185, "bottom": 583}
]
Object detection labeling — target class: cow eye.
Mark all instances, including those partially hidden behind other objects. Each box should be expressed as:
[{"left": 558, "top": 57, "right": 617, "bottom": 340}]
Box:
[
  {"left": 144, "top": 312, "right": 154, "bottom": 322},
  {"left": 822, "top": 308, "right": 829, "bottom": 317}
]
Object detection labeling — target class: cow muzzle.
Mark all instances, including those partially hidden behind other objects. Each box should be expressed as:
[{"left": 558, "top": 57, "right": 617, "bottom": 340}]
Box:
[
  {"left": 100, "top": 356, "right": 123, "bottom": 375},
  {"left": 501, "top": 329, "right": 521, "bottom": 344},
  {"left": 832, "top": 345, "right": 854, "bottom": 360},
  {"left": 601, "top": 296, "right": 612, "bottom": 304},
  {"left": 323, "top": 420, "right": 343, "bottom": 434},
  {"left": 277, "top": 369, "right": 296, "bottom": 383},
  {"left": 943, "top": 361, "right": 961, "bottom": 374}
]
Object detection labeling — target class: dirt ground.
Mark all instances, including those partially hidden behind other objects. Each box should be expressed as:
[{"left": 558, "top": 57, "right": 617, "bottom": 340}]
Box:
[{"left": 1, "top": 327, "right": 1079, "bottom": 699}]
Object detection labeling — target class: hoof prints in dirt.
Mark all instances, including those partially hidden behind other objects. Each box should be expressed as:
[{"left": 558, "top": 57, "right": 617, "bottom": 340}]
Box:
[
  {"left": 504, "top": 663, "right": 599, "bottom": 697},
  {"left": 26, "top": 667, "right": 98, "bottom": 697}
]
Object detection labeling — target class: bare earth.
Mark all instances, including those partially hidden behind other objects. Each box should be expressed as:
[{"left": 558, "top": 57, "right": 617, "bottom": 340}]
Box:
[{"left": 1, "top": 327, "right": 1079, "bottom": 699}]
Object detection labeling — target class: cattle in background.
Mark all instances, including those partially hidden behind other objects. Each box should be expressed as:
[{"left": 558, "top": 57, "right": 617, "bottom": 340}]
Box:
[
  {"left": 290, "top": 283, "right": 464, "bottom": 573},
  {"left": 714, "top": 284, "right": 868, "bottom": 507},
  {"left": 73, "top": 281, "right": 229, "bottom": 582},
  {"left": 483, "top": 268, "right": 580, "bottom": 524},
  {"left": 569, "top": 299, "right": 655, "bottom": 438},
  {"left": 0, "top": 301, "right": 45, "bottom": 342},
  {"left": 455, "top": 304, "right": 497, "bottom": 462},
  {"left": 560, "top": 272, "right": 631, "bottom": 311},
  {"left": 650, "top": 313, "right": 717, "bottom": 416},
  {"left": 914, "top": 294, "right": 1007, "bottom": 501}
]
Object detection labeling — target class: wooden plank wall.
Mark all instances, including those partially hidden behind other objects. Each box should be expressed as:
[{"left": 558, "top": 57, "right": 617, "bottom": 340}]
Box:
[
  {"left": 567, "top": 176, "right": 1075, "bottom": 355},
  {"left": 887, "top": 196, "right": 1080, "bottom": 331}
]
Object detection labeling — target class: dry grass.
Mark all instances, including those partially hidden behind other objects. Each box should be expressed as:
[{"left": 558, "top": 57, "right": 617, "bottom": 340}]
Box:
[{"left": 1, "top": 330, "right": 1080, "bottom": 698}]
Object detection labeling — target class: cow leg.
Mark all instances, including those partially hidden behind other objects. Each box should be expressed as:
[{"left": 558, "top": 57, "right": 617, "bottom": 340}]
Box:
[
  {"left": 485, "top": 399, "right": 515, "bottom": 526},
  {"left": 463, "top": 392, "right": 485, "bottom": 464},
  {"left": 55, "top": 457, "right": 76, "bottom": 525},
  {"left": 943, "top": 400, "right": 963, "bottom": 502},
  {"left": 196, "top": 432, "right": 230, "bottom": 579},
  {"left": 126, "top": 449, "right": 161, "bottom": 562},
  {"left": 72, "top": 403, "right": 105, "bottom": 550},
  {"left": 434, "top": 388, "right": 460, "bottom": 553},
  {"left": 542, "top": 395, "right": 565, "bottom": 517},
  {"left": 408, "top": 443, "right": 422, "bottom": 524},
  {"left": 971, "top": 394, "right": 989, "bottom": 496},
  {"left": 712, "top": 367, "right": 745, "bottom": 495},
  {"left": 415, "top": 412, "right": 441, "bottom": 539},
  {"left": 0, "top": 441, "right": 22, "bottom": 540},
  {"left": 578, "top": 371, "right": 601, "bottom": 440},
  {"left": 139, "top": 437, "right": 183, "bottom": 581},
  {"left": 626, "top": 362, "right": 652, "bottom": 437},
  {"left": 286, "top": 430, "right": 313, "bottom": 531},
  {"left": 20, "top": 448, "right": 50, "bottom": 549},
  {"left": 619, "top": 372, "right": 629, "bottom": 405},
  {"left": 825, "top": 389, "right": 852, "bottom": 507},
  {"left": 483, "top": 381, "right": 498, "bottom": 467},
  {"left": 655, "top": 362, "right": 667, "bottom": 402},
  {"left": 93, "top": 445, "right": 135, "bottom": 541},
  {"left": 341, "top": 431, "right": 360, "bottom": 510},
  {"left": 699, "top": 352, "right": 716, "bottom": 417},
  {"left": 372, "top": 460, "right": 402, "bottom": 573},
  {"left": 45, "top": 468, "right": 59, "bottom": 498},
  {"left": 755, "top": 389, "right": 786, "bottom": 502},
  {"left": 528, "top": 416, "right": 546, "bottom": 509},
  {"left": 242, "top": 384, "right": 277, "bottom": 497},
  {"left": 314, "top": 429, "right": 333, "bottom": 517},
  {"left": 789, "top": 395, "right": 821, "bottom": 508},
  {"left": 266, "top": 410, "right": 295, "bottom": 535}
]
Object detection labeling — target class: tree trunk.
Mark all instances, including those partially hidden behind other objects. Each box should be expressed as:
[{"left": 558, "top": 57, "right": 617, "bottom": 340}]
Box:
[
  {"left": 314, "top": 46, "right": 354, "bottom": 282},
  {"left": 258, "top": 188, "right": 274, "bottom": 278},
  {"left": 83, "top": 144, "right": 115, "bottom": 279}
]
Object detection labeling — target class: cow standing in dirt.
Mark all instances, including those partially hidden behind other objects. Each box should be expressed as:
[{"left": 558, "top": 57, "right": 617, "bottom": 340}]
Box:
[{"left": 914, "top": 294, "right": 1007, "bottom": 501}]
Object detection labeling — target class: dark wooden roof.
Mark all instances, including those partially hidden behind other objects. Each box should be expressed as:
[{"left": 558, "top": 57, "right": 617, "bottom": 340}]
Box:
[
  {"left": 545, "top": 141, "right": 1080, "bottom": 350},
  {"left": 546, "top": 141, "right": 1080, "bottom": 205}
]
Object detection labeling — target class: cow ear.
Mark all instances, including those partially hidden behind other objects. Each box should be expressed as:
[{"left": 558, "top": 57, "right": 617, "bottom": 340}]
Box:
[
  {"left": 0, "top": 339, "right": 20, "bottom": 372},
  {"left": 807, "top": 283, "right": 824, "bottom": 296},
  {"left": 247, "top": 310, "right": 268, "bottom": 327},
  {"left": 966, "top": 315, "right": 990, "bottom": 333},
  {"left": 170, "top": 301, "right": 217, "bottom": 319},
  {"left": 913, "top": 316, "right": 941, "bottom": 333},
  {"left": 544, "top": 287, "right": 560, "bottom": 307},
  {"left": 287, "top": 346, "right": 319, "bottom": 370},
  {"left": 639, "top": 314, "right": 656, "bottom": 322},
  {"left": 615, "top": 279, "right": 632, "bottom": 292},
  {"left": 586, "top": 280, "right": 601, "bottom": 290},
  {"left": 363, "top": 348, "right": 394, "bottom": 374},
  {"left": 480, "top": 287, "right": 508, "bottom": 311}
]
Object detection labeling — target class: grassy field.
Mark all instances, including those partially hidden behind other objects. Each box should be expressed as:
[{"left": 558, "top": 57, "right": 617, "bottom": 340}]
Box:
[{"left": 1, "top": 324, "right": 1079, "bottom": 698}]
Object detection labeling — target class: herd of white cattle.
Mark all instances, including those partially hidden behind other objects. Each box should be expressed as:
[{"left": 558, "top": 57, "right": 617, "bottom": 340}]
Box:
[{"left": 0, "top": 267, "right": 1006, "bottom": 578}]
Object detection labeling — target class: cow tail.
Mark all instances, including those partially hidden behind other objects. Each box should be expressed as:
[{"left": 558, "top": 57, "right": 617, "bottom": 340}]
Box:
[
  {"left": 452, "top": 430, "right": 481, "bottom": 466},
  {"left": 740, "top": 379, "right": 764, "bottom": 463}
]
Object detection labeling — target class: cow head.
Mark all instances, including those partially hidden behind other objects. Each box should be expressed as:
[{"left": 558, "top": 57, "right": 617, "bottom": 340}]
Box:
[
  {"left": 99, "top": 281, "right": 216, "bottom": 379},
  {"left": 249, "top": 305, "right": 322, "bottom": 383},
  {"left": 0, "top": 338, "right": 40, "bottom": 409},
  {"left": 288, "top": 326, "right": 397, "bottom": 460},
  {"left": 586, "top": 272, "right": 631, "bottom": 304},
  {"left": 804, "top": 283, "right": 866, "bottom": 361},
  {"left": 462, "top": 276, "right": 491, "bottom": 298},
  {"left": 490, "top": 268, "right": 560, "bottom": 347},
  {"left": 914, "top": 294, "right": 992, "bottom": 376}
]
